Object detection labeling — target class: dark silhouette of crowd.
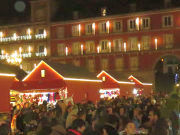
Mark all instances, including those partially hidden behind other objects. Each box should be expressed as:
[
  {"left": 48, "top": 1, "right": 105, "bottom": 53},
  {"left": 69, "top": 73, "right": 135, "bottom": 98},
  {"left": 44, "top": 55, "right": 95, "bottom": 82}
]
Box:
[{"left": 0, "top": 95, "right": 179, "bottom": 135}]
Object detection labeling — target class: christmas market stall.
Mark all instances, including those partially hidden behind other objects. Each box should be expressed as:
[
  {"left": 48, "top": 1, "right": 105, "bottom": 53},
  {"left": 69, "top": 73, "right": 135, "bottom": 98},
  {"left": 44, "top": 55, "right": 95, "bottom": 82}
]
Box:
[
  {"left": 11, "top": 60, "right": 101, "bottom": 104},
  {"left": 0, "top": 63, "right": 27, "bottom": 113},
  {"left": 97, "top": 71, "right": 152, "bottom": 98}
]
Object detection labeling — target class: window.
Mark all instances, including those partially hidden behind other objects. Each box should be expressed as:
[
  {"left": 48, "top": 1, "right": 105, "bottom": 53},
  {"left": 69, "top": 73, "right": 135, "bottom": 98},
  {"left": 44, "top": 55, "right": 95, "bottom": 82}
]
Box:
[
  {"left": 100, "top": 40, "right": 109, "bottom": 53},
  {"left": 102, "top": 76, "right": 106, "bottom": 81},
  {"left": 163, "top": 34, "right": 173, "bottom": 48},
  {"left": 85, "top": 41, "right": 95, "bottom": 54},
  {"left": 113, "top": 21, "right": 122, "bottom": 32},
  {"left": 113, "top": 39, "right": 123, "bottom": 52},
  {"left": 101, "top": 58, "right": 108, "bottom": 70},
  {"left": 163, "top": 16, "right": 173, "bottom": 27},
  {"left": 38, "top": 29, "right": 44, "bottom": 34},
  {"left": 56, "top": 27, "right": 64, "bottom": 39},
  {"left": 41, "top": 70, "right": 45, "bottom": 77},
  {"left": 128, "top": 19, "right": 136, "bottom": 31},
  {"left": 99, "top": 22, "right": 108, "bottom": 33},
  {"left": 141, "top": 36, "right": 151, "bottom": 50},
  {"left": 57, "top": 44, "right": 65, "bottom": 56},
  {"left": 142, "top": 18, "right": 150, "bottom": 29},
  {"left": 115, "top": 58, "right": 124, "bottom": 71},
  {"left": 87, "top": 59, "right": 95, "bottom": 72},
  {"left": 72, "top": 42, "right": 81, "bottom": 55},
  {"left": 130, "top": 57, "right": 139, "bottom": 71},
  {"left": 128, "top": 37, "right": 138, "bottom": 51},
  {"left": 39, "top": 45, "right": 44, "bottom": 53},
  {"left": 72, "top": 24, "right": 80, "bottom": 36},
  {"left": 85, "top": 23, "right": 94, "bottom": 35}
]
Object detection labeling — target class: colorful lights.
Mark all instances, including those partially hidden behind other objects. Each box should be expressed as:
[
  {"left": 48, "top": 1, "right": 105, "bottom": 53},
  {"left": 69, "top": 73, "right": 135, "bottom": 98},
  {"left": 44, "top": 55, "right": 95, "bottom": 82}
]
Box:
[{"left": 99, "top": 88, "right": 120, "bottom": 98}]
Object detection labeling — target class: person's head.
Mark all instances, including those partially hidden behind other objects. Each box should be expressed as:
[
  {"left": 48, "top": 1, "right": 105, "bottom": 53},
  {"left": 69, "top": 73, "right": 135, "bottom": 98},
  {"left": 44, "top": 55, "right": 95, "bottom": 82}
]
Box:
[
  {"left": 24, "top": 102, "right": 29, "bottom": 108},
  {"left": 71, "top": 119, "right": 86, "bottom": 133},
  {"left": 125, "top": 121, "right": 136, "bottom": 135},
  {"left": 107, "top": 106, "right": 113, "bottom": 115},
  {"left": 148, "top": 109, "right": 160, "bottom": 123},
  {"left": 119, "top": 106, "right": 125, "bottom": 116},
  {"left": 133, "top": 107, "right": 141, "bottom": 118},
  {"left": 102, "top": 125, "right": 118, "bottom": 135}
]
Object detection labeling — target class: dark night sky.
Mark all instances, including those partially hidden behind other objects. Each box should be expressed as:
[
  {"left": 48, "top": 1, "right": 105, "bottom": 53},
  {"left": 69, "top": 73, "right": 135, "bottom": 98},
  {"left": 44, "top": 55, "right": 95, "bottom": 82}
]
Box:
[
  {"left": 0, "top": 0, "right": 30, "bottom": 19},
  {"left": 0, "top": 0, "right": 180, "bottom": 22}
]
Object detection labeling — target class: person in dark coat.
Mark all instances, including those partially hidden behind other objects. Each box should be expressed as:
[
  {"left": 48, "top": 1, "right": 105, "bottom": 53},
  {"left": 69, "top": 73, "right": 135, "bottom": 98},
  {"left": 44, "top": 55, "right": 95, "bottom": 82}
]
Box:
[{"left": 66, "top": 119, "right": 86, "bottom": 135}]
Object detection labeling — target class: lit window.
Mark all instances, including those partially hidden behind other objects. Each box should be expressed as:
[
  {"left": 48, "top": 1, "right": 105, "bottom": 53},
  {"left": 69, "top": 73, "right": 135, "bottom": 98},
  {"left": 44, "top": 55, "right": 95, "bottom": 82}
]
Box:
[
  {"left": 102, "top": 76, "right": 106, "bottom": 81},
  {"left": 128, "top": 37, "right": 138, "bottom": 51},
  {"left": 142, "top": 18, "right": 150, "bottom": 29},
  {"left": 141, "top": 36, "right": 151, "bottom": 50},
  {"left": 163, "top": 15, "right": 173, "bottom": 27},
  {"left": 113, "top": 39, "right": 123, "bottom": 52},
  {"left": 72, "top": 42, "right": 81, "bottom": 55},
  {"left": 99, "top": 22, "right": 108, "bottom": 33},
  {"left": 39, "top": 45, "right": 44, "bottom": 53},
  {"left": 85, "top": 41, "right": 95, "bottom": 54},
  {"left": 85, "top": 23, "right": 94, "bottom": 35},
  {"left": 113, "top": 21, "right": 122, "bottom": 32},
  {"left": 57, "top": 44, "right": 65, "bottom": 56},
  {"left": 100, "top": 40, "right": 110, "bottom": 53},
  {"left": 72, "top": 24, "right": 80, "bottom": 36},
  {"left": 41, "top": 70, "right": 45, "bottom": 77},
  {"left": 128, "top": 19, "right": 136, "bottom": 31},
  {"left": 163, "top": 34, "right": 173, "bottom": 48}
]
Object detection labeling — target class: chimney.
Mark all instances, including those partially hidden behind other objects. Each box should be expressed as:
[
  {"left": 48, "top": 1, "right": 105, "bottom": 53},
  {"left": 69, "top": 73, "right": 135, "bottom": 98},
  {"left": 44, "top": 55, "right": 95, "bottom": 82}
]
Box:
[
  {"left": 129, "top": 3, "right": 136, "bottom": 12},
  {"left": 73, "top": 11, "right": 79, "bottom": 20},
  {"left": 101, "top": 7, "right": 107, "bottom": 17},
  {"left": 164, "top": 0, "right": 171, "bottom": 8}
]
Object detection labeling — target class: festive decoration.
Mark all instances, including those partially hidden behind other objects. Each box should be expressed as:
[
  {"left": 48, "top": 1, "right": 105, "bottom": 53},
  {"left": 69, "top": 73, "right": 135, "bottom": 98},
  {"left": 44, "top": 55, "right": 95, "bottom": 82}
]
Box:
[{"left": 99, "top": 88, "right": 120, "bottom": 99}]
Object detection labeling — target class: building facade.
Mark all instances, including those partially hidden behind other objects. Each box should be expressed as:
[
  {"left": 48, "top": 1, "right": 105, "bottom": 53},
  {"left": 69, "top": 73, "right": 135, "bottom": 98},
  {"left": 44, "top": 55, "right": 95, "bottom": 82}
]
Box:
[{"left": 0, "top": 0, "right": 180, "bottom": 86}]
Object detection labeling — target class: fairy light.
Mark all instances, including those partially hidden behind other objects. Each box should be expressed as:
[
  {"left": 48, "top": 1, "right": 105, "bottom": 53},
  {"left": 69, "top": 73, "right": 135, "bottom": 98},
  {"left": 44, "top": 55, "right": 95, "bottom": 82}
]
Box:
[
  {"left": 155, "top": 38, "right": 158, "bottom": 50},
  {"left": 109, "top": 42, "right": 111, "bottom": 52},
  {"left": 138, "top": 43, "right": 141, "bottom": 51},
  {"left": 106, "top": 21, "right": 110, "bottom": 33},
  {"left": 65, "top": 47, "right": 68, "bottom": 56},
  {"left": 81, "top": 44, "right": 83, "bottom": 55},
  {"left": 92, "top": 23, "right": 95, "bottom": 34},
  {"left": 97, "top": 46, "right": 100, "bottom": 53},
  {"left": 136, "top": 17, "right": 140, "bottom": 30},
  {"left": 124, "top": 42, "right": 126, "bottom": 52}
]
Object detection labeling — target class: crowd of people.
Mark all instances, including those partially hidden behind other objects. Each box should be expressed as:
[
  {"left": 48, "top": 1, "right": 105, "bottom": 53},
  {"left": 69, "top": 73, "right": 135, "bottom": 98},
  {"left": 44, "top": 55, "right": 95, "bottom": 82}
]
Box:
[{"left": 0, "top": 94, "right": 179, "bottom": 135}]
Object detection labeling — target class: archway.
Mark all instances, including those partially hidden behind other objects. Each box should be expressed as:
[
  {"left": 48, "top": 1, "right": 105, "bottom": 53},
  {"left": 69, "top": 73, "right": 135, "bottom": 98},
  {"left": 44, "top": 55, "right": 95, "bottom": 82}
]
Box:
[{"left": 154, "top": 55, "right": 180, "bottom": 93}]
